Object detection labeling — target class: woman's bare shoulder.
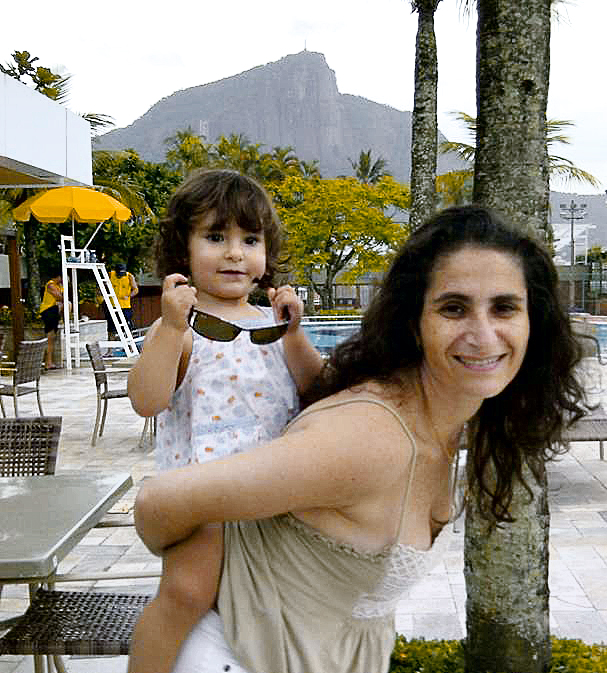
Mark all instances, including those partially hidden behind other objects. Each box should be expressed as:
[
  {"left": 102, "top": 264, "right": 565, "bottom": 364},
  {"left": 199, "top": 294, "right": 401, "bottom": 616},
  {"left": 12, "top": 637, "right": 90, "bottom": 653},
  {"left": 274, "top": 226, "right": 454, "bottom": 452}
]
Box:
[{"left": 288, "top": 388, "right": 417, "bottom": 473}]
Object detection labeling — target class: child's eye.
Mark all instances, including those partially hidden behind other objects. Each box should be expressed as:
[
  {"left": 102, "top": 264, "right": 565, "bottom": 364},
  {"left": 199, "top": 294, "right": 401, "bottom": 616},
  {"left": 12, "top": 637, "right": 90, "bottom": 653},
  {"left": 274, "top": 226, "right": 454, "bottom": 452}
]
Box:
[
  {"left": 244, "top": 235, "right": 261, "bottom": 245},
  {"left": 206, "top": 232, "right": 224, "bottom": 243}
]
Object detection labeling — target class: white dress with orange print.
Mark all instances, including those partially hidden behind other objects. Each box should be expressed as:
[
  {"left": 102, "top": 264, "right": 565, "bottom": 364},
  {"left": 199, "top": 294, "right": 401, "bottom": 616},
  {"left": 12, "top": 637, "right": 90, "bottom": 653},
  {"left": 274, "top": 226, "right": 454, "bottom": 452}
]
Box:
[{"left": 155, "top": 307, "right": 300, "bottom": 471}]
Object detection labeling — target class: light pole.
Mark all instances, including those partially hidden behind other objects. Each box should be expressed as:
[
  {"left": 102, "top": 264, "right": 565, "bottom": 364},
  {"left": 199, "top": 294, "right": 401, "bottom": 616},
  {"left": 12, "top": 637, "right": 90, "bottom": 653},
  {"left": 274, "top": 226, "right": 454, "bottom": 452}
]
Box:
[{"left": 560, "top": 200, "right": 587, "bottom": 309}]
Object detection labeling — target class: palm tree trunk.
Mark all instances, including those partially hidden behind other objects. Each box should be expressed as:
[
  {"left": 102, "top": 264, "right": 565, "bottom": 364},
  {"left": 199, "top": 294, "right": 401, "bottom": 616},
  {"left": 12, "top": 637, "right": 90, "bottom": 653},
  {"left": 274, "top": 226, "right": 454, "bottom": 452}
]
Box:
[
  {"left": 467, "top": 2, "right": 552, "bottom": 671},
  {"left": 23, "top": 216, "right": 41, "bottom": 313},
  {"left": 409, "top": 1, "right": 441, "bottom": 229},
  {"left": 473, "top": 0, "right": 551, "bottom": 234},
  {"left": 465, "top": 461, "right": 551, "bottom": 672}
]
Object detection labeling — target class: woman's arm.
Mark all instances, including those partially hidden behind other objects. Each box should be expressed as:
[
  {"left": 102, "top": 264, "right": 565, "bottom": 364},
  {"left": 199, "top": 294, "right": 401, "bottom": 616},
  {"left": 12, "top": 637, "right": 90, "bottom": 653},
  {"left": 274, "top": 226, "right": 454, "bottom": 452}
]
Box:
[
  {"left": 127, "top": 274, "right": 195, "bottom": 417},
  {"left": 134, "top": 400, "right": 411, "bottom": 555},
  {"left": 47, "top": 281, "right": 63, "bottom": 302},
  {"left": 129, "top": 273, "right": 139, "bottom": 297}
]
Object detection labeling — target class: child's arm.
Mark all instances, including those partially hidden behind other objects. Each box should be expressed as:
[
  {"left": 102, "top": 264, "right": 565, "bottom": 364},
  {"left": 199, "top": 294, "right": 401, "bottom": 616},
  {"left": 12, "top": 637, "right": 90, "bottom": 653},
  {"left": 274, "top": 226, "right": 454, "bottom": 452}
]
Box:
[
  {"left": 128, "top": 273, "right": 196, "bottom": 417},
  {"left": 268, "top": 285, "right": 324, "bottom": 394}
]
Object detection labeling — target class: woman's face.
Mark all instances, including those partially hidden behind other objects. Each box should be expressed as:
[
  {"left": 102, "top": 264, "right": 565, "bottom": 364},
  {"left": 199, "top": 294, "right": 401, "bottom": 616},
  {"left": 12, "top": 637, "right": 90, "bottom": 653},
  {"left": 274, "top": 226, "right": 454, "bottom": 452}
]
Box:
[{"left": 418, "top": 245, "right": 530, "bottom": 405}]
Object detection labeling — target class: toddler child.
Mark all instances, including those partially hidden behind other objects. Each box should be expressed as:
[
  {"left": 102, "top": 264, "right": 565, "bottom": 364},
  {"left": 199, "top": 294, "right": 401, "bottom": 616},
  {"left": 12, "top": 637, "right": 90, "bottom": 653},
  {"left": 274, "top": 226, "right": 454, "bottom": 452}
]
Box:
[{"left": 127, "top": 169, "right": 323, "bottom": 673}]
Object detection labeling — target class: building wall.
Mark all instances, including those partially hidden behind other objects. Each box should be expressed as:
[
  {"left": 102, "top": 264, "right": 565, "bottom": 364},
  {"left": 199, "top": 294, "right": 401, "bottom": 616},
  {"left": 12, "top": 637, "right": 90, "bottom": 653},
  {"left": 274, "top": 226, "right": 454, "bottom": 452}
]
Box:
[{"left": 0, "top": 72, "right": 92, "bottom": 186}]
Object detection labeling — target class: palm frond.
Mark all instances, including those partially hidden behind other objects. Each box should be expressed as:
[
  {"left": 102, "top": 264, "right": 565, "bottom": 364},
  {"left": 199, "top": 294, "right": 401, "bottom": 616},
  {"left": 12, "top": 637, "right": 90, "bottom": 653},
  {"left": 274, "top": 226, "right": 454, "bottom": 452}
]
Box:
[{"left": 438, "top": 140, "right": 475, "bottom": 162}]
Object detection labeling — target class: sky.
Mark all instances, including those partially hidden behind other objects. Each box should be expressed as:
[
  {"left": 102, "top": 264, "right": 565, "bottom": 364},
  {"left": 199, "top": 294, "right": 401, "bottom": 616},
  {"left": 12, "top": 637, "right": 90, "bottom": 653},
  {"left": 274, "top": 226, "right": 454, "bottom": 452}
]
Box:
[{"left": 3, "top": 0, "right": 606, "bottom": 196}]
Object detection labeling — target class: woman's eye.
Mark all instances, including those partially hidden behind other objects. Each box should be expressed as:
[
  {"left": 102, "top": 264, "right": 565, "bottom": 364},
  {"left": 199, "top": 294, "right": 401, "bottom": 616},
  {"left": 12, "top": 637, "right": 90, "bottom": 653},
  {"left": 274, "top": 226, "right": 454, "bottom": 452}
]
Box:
[
  {"left": 439, "top": 303, "right": 465, "bottom": 317},
  {"left": 494, "top": 302, "right": 518, "bottom": 316}
]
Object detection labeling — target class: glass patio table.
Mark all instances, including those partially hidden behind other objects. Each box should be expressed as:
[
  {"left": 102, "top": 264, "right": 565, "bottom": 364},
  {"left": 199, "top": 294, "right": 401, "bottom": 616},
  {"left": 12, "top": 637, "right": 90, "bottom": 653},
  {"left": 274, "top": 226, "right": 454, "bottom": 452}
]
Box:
[{"left": 0, "top": 471, "right": 133, "bottom": 581}]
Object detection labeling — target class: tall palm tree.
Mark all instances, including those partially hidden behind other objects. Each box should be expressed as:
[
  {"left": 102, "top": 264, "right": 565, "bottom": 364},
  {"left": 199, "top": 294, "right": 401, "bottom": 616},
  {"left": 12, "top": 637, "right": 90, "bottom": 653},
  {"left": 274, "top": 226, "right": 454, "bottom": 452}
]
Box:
[
  {"left": 164, "top": 127, "right": 210, "bottom": 177},
  {"left": 440, "top": 112, "right": 600, "bottom": 189},
  {"left": 462, "top": 2, "right": 553, "bottom": 672},
  {"left": 349, "top": 149, "right": 391, "bottom": 184},
  {"left": 409, "top": 0, "right": 443, "bottom": 229}
]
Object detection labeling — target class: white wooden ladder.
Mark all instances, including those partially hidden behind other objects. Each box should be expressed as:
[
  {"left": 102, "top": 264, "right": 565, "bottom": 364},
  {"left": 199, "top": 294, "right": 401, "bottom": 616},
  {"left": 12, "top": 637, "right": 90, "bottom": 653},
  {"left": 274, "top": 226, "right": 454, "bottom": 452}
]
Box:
[{"left": 61, "top": 235, "right": 138, "bottom": 368}]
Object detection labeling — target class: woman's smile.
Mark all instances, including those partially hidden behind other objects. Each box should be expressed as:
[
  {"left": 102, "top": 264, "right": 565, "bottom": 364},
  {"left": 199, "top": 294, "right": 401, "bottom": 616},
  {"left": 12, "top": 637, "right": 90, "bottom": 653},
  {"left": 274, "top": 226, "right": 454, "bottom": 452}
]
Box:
[{"left": 419, "top": 245, "right": 530, "bottom": 404}]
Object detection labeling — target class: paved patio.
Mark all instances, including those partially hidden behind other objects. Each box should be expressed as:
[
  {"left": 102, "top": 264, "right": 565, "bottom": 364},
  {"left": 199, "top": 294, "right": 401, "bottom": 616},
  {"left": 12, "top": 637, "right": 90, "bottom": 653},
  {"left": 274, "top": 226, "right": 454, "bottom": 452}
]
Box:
[{"left": 1, "top": 363, "right": 606, "bottom": 671}]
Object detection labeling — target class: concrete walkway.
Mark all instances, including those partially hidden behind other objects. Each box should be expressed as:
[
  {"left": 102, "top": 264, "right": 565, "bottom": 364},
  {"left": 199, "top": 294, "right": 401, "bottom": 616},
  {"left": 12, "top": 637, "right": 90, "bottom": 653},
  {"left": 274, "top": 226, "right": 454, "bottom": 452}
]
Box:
[{"left": 1, "top": 364, "right": 606, "bottom": 672}]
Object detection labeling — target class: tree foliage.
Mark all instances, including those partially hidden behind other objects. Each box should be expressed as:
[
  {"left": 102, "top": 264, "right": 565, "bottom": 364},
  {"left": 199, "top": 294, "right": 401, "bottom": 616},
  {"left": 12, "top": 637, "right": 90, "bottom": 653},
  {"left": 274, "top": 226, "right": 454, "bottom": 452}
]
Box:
[
  {"left": 349, "top": 149, "right": 391, "bottom": 184},
  {"left": 1, "top": 50, "right": 70, "bottom": 103},
  {"left": 440, "top": 112, "right": 600, "bottom": 190},
  {"left": 270, "top": 175, "right": 410, "bottom": 309}
]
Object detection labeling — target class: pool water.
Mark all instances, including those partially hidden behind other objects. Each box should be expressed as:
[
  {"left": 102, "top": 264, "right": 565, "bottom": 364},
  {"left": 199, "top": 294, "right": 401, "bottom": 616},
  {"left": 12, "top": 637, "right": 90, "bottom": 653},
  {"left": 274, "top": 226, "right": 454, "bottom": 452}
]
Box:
[{"left": 301, "top": 321, "right": 361, "bottom": 356}]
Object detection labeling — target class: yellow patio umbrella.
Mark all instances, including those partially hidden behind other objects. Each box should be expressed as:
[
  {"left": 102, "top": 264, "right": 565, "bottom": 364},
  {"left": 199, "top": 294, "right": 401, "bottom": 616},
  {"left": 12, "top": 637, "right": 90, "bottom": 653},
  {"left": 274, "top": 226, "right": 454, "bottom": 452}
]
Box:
[{"left": 12, "top": 186, "right": 131, "bottom": 226}]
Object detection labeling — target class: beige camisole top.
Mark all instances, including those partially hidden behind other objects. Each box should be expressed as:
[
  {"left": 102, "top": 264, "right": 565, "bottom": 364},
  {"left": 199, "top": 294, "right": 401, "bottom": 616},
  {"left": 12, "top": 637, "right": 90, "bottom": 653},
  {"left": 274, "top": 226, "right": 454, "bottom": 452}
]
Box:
[{"left": 217, "top": 398, "right": 456, "bottom": 673}]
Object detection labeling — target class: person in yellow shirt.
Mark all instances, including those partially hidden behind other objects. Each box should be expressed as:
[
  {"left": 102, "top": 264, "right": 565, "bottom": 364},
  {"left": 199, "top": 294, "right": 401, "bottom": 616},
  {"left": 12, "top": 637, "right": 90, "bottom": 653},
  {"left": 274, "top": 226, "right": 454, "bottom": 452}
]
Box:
[
  {"left": 109, "top": 263, "right": 138, "bottom": 331},
  {"left": 38, "top": 273, "right": 64, "bottom": 370}
]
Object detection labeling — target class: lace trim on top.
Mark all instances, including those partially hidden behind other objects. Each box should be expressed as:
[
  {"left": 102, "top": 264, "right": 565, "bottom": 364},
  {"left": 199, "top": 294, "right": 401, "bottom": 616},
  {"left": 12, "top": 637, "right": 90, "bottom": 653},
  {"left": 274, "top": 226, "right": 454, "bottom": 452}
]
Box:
[
  {"left": 283, "top": 512, "right": 393, "bottom": 560},
  {"left": 350, "top": 526, "right": 453, "bottom": 618}
]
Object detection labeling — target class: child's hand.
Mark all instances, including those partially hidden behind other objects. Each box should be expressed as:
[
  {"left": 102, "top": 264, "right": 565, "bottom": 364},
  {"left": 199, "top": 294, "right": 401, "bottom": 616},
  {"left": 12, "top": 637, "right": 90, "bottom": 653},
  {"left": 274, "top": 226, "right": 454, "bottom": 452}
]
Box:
[
  {"left": 161, "top": 273, "right": 197, "bottom": 332},
  {"left": 268, "top": 285, "right": 304, "bottom": 332}
]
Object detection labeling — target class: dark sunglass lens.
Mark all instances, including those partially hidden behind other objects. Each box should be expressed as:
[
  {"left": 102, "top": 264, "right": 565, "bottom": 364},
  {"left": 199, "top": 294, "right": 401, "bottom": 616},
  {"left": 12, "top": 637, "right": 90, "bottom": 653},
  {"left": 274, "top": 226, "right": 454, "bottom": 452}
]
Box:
[
  {"left": 250, "top": 322, "right": 289, "bottom": 345},
  {"left": 192, "top": 312, "right": 240, "bottom": 341}
]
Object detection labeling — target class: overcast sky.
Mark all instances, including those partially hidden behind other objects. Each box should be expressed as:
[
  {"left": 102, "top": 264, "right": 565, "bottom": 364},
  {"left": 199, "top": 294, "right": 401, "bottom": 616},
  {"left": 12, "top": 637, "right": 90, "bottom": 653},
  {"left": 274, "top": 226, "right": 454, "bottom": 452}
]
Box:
[{"left": 3, "top": 0, "right": 605, "bottom": 195}]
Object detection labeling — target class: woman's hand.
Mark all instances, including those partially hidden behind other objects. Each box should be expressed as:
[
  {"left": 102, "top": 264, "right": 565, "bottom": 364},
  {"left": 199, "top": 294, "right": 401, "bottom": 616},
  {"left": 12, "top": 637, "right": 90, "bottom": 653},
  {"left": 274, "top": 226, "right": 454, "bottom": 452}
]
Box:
[
  {"left": 161, "top": 274, "right": 197, "bottom": 332},
  {"left": 268, "top": 285, "right": 304, "bottom": 332}
]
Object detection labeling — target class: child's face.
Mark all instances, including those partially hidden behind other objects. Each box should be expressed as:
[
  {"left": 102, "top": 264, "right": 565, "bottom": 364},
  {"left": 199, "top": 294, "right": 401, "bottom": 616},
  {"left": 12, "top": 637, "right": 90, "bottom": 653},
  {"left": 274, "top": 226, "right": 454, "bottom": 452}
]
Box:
[{"left": 188, "top": 211, "right": 267, "bottom": 304}]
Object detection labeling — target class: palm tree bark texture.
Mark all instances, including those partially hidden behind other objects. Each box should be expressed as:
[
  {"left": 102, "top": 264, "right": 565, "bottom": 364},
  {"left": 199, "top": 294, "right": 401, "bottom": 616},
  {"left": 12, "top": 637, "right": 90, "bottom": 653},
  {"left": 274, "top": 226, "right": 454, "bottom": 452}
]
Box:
[
  {"left": 409, "top": 0, "right": 442, "bottom": 230},
  {"left": 472, "top": 0, "right": 551, "bottom": 235},
  {"left": 466, "top": 2, "right": 552, "bottom": 672}
]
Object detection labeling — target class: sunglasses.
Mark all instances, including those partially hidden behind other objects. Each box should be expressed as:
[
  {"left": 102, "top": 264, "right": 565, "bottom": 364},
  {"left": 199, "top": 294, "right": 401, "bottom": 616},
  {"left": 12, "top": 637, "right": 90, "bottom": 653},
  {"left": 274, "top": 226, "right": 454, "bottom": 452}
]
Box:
[{"left": 188, "top": 308, "right": 289, "bottom": 345}]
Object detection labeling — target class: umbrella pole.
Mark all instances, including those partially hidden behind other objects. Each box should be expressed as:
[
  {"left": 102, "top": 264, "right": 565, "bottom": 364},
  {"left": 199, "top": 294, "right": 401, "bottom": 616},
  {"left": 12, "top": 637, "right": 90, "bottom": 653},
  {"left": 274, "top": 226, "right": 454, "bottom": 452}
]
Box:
[{"left": 83, "top": 221, "right": 104, "bottom": 251}]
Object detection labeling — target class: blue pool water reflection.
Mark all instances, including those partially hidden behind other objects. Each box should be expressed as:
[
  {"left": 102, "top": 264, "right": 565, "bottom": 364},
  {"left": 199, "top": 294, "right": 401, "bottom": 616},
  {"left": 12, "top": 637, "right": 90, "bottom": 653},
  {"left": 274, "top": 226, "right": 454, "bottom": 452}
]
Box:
[{"left": 301, "top": 320, "right": 361, "bottom": 356}]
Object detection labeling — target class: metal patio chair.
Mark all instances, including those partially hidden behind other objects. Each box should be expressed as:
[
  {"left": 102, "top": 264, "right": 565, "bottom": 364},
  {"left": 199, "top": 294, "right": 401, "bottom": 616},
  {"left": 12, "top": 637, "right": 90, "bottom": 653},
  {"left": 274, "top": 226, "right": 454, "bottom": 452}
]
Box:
[
  {"left": 0, "top": 339, "right": 47, "bottom": 417},
  {"left": 0, "top": 414, "right": 158, "bottom": 671},
  {"left": 85, "top": 341, "right": 130, "bottom": 446},
  {"left": 0, "top": 416, "right": 62, "bottom": 477}
]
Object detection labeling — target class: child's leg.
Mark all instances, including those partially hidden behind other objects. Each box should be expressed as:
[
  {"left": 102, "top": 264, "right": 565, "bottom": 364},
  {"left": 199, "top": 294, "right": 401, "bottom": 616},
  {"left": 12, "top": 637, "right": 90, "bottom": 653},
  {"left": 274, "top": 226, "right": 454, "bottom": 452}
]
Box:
[{"left": 128, "top": 523, "right": 223, "bottom": 673}]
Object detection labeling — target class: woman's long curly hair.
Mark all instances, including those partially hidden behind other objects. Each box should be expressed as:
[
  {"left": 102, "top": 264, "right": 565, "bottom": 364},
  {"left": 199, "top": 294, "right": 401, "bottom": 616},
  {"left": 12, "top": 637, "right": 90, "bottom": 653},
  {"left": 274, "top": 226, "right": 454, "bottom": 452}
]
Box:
[
  {"left": 305, "top": 205, "right": 586, "bottom": 522},
  {"left": 156, "top": 169, "right": 285, "bottom": 289}
]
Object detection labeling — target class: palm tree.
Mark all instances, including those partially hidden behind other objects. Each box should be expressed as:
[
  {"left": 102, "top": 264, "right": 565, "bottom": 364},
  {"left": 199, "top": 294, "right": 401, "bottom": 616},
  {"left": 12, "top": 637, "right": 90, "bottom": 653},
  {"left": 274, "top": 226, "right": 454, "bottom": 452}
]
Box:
[
  {"left": 349, "top": 149, "right": 391, "bottom": 184},
  {"left": 300, "top": 160, "right": 322, "bottom": 179},
  {"left": 409, "top": 0, "right": 443, "bottom": 229},
  {"left": 164, "top": 127, "right": 210, "bottom": 177},
  {"left": 440, "top": 112, "right": 600, "bottom": 189},
  {"left": 462, "top": 2, "right": 553, "bottom": 672}
]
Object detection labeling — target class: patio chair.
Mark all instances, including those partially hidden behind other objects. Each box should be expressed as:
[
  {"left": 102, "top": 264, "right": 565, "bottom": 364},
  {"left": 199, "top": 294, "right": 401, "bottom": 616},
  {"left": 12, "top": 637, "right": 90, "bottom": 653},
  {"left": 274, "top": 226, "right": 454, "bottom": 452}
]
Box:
[
  {"left": 0, "top": 339, "right": 47, "bottom": 417},
  {"left": 0, "top": 416, "right": 62, "bottom": 477},
  {"left": 86, "top": 341, "right": 130, "bottom": 446},
  {"left": 0, "top": 588, "right": 153, "bottom": 665}
]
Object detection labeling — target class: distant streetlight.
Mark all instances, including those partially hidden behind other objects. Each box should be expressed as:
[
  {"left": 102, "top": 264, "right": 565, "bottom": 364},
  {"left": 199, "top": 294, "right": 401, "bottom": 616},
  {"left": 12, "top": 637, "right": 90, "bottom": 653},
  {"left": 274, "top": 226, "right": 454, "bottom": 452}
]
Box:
[{"left": 560, "top": 200, "right": 587, "bottom": 309}]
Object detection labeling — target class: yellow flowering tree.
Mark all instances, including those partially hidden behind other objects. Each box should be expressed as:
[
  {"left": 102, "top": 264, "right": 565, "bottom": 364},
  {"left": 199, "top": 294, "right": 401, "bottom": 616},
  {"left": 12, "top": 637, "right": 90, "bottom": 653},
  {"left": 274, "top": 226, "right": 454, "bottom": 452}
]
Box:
[{"left": 271, "top": 175, "right": 411, "bottom": 310}]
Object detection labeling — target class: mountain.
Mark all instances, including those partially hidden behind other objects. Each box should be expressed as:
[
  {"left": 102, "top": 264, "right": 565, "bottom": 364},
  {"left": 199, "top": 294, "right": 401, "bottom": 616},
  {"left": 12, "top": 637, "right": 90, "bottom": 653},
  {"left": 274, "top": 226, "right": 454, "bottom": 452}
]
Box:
[{"left": 95, "top": 50, "right": 466, "bottom": 182}]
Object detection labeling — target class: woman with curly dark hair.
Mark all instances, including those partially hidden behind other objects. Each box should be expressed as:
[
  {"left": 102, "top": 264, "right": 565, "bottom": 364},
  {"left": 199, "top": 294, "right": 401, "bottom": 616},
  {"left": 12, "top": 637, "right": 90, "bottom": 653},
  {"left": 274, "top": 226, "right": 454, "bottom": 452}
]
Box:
[{"left": 133, "top": 204, "right": 585, "bottom": 673}]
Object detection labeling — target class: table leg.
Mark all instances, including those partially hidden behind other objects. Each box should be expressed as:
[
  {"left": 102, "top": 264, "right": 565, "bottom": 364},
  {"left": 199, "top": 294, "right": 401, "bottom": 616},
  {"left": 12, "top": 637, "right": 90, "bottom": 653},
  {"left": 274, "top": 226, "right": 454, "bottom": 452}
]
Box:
[{"left": 53, "top": 654, "right": 69, "bottom": 673}]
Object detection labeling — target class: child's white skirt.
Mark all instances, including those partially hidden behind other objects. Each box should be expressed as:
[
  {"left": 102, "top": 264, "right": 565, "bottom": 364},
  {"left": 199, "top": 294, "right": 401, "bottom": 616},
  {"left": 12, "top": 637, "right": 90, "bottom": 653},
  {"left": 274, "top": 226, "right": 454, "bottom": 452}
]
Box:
[{"left": 173, "top": 609, "right": 252, "bottom": 673}]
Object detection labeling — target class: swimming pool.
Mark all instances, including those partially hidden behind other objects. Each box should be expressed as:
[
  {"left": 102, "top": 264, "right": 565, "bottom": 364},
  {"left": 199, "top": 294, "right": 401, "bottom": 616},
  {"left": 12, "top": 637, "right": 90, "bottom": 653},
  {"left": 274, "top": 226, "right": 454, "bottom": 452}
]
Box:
[{"left": 301, "top": 320, "right": 361, "bottom": 356}]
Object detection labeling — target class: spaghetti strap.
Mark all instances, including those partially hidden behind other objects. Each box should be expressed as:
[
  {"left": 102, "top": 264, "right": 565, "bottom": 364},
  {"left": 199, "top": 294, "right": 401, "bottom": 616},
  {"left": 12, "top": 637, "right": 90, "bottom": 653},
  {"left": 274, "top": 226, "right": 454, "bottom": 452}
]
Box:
[{"left": 286, "top": 397, "right": 418, "bottom": 543}]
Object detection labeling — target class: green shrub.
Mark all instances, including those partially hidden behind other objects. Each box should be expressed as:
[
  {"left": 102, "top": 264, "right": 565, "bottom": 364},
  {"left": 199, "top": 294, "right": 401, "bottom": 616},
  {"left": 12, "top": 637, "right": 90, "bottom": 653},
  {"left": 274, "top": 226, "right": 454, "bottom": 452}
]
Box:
[{"left": 389, "top": 636, "right": 607, "bottom": 673}]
